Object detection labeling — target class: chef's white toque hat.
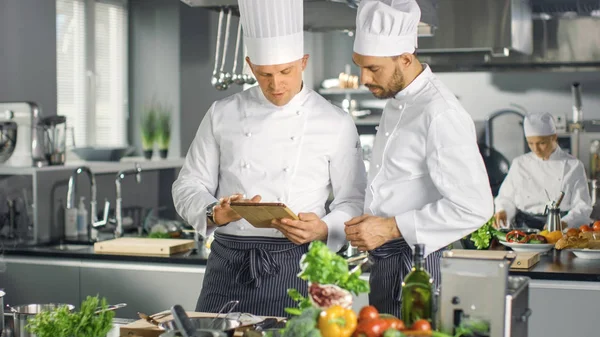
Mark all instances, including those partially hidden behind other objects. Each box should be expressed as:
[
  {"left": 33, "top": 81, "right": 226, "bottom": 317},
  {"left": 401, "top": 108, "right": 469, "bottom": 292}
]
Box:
[{"left": 524, "top": 112, "right": 557, "bottom": 137}]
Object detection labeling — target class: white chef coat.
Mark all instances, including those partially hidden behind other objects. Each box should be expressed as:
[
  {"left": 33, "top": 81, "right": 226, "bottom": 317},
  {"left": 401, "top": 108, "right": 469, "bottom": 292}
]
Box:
[
  {"left": 172, "top": 85, "right": 367, "bottom": 252},
  {"left": 366, "top": 65, "right": 494, "bottom": 256},
  {"left": 494, "top": 146, "right": 592, "bottom": 227}
]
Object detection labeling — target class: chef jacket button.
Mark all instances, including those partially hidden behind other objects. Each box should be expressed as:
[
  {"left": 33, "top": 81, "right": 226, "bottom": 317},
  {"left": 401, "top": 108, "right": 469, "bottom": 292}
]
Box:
[
  {"left": 296, "top": 110, "right": 302, "bottom": 116},
  {"left": 376, "top": 164, "right": 380, "bottom": 169},
  {"left": 284, "top": 167, "right": 290, "bottom": 172},
  {"left": 245, "top": 132, "right": 252, "bottom": 137},
  {"left": 290, "top": 136, "right": 296, "bottom": 141},
  {"left": 277, "top": 197, "right": 283, "bottom": 201},
  {"left": 385, "top": 132, "right": 390, "bottom": 137},
  {"left": 244, "top": 163, "right": 250, "bottom": 169}
]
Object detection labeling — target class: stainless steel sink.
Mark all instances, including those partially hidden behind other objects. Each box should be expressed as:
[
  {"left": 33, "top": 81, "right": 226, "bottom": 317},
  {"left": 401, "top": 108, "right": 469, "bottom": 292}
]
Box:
[{"left": 46, "top": 244, "right": 92, "bottom": 251}]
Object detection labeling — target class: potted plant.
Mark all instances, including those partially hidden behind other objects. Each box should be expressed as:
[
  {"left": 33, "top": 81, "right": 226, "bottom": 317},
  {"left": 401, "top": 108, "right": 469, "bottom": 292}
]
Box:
[
  {"left": 156, "top": 103, "right": 172, "bottom": 159},
  {"left": 140, "top": 104, "right": 157, "bottom": 160}
]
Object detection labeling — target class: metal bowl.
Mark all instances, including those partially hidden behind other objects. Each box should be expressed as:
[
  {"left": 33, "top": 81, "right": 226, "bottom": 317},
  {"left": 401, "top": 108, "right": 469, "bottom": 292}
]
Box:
[
  {"left": 160, "top": 317, "right": 241, "bottom": 332},
  {"left": 71, "top": 146, "right": 134, "bottom": 162},
  {"left": 11, "top": 303, "right": 76, "bottom": 337},
  {"left": 0, "top": 121, "right": 17, "bottom": 163}
]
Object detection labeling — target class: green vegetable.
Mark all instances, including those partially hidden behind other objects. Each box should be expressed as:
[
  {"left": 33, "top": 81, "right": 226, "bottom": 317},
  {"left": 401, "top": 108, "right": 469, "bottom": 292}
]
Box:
[
  {"left": 26, "top": 295, "right": 115, "bottom": 337},
  {"left": 384, "top": 328, "right": 405, "bottom": 337},
  {"left": 297, "top": 241, "right": 370, "bottom": 295},
  {"left": 148, "top": 232, "right": 171, "bottom": 239},
  {"left": 155, "top": 103, "right": 172, "bottom": 150},
  {"left": 281, "top": 306, "right": 322, "bottom": 337},
  {"left": 469, "top": 217, "right": 503, "bottom": 250}
]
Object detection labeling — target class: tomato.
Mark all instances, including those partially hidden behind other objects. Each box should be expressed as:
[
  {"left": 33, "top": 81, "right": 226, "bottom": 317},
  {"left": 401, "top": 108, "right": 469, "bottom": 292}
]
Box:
[
  {"left": 354, "top": 318, "right": 390, "bottom": 337},
  {"left": 411, "top": 319, "right": 432, "bottom": 331},
  {"left": 566, "top": 228, "right": 579, "bottom": 237},
  {"left": 383, "top": 317, "right": 405, "bottom": 331},
  {"left": 358, "top": 305, "right": 379, "bottom": 322},
  {"left": 580, "top": 225, "right": 592, "bottom": 232},
  {"left": 593, "top": 221, "right": 600, "bottom": 232},
  {"left": 506, "top": 230, "right": 528, "bottom": 243}
]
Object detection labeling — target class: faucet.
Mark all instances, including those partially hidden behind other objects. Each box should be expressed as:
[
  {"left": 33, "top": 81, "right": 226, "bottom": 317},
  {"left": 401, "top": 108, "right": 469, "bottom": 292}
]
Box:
[
  {"left": 484, "top": 109, "right": 527, "bottom": 153},
  {"left": 114, "top": 163, "right": 142, "bottom": 237},
  {"left": 66, "top": 166, "right": 100, "bottom": 241}
]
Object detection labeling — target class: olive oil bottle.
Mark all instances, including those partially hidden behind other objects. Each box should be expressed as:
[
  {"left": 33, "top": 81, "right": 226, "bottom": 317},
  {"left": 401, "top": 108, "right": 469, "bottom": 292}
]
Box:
[{"left": 401, "top": 243, "right": 433, "bottom": 326}]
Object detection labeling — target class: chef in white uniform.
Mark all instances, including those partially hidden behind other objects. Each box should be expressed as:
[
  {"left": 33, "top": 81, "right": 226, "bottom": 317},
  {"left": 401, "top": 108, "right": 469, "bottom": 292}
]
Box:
[
  {"left": 344, "top": 0, "right": 494, "bottom": 317},
  {"left": 172, "top": 0, "right": 366, "bottom": 317},
  {"left": 494, "top": 112, "right": 592, "bottom": 230}
]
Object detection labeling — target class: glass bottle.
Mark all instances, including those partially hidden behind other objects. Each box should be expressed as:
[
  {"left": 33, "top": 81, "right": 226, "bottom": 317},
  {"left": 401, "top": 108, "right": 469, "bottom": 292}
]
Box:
[{"left": 401, "top": 243, "right": 433, "bottom": 326}]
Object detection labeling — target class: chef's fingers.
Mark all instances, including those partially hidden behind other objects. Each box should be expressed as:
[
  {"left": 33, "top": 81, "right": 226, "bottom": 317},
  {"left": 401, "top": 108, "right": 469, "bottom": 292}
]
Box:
[
  {"left": 279, "top": 218, "right": 304, "bottom": 228},
  {"left": 229, "top": 194, "right": 244, "bottom": 202},
  {"left": 298, "top": 212, "right": 318, "bottom": 221},
  {"left": 250, "top": 195, "right": 262, "bottom": 202},
  {"left": 345, "top": 214, "right": 369, "bottom": 226}
]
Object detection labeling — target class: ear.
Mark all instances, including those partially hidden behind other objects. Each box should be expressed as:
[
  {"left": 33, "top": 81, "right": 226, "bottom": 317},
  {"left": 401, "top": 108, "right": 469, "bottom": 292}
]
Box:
[
  {"left": 301, "top": 54, "right": 310, "bottom": 71},
  {"left": 245, "top": 56, "right": 256, "bottom": 76},
  {"left": 395, "top": 53, "right": 413, "bottom": 69}
]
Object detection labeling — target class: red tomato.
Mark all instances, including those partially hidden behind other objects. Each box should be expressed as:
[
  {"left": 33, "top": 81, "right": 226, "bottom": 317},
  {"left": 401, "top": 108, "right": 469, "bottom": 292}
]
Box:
[
  {"left": 384, "top": 318, "right": 406, "bottom": 331},
  {"left": 593, "top": 221, "right": 600, "bottom": 232},
  {"left": 580, "top": 225, "right": 592, "bottom": 232},
  {"left": 411, "top": 319, "right": 432, "bottom": 331},
  {"left": 358, "top": 305, "right": 379, "bottom": 322},
  {"left": 354, "top": 318, "right": 390, "bottom": 337}
]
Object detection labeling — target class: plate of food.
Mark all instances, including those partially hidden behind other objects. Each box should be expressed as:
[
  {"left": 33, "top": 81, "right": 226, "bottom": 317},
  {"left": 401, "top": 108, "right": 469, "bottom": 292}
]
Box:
[
  {"left": 566, "top": 249, "right": 600, "bottom": 259},
  {"left": 498, "top": 230, "right": 554, "bottom": 253}
]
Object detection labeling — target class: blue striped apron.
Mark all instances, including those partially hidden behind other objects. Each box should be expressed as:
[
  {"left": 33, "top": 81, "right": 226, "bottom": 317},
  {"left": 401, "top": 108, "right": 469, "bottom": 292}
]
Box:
[
  {"left": 196, "top": 233, "right": 309, "bottom": 317},
  {"left": 368, "top": 238, "right": 444, "bottom": 318}
]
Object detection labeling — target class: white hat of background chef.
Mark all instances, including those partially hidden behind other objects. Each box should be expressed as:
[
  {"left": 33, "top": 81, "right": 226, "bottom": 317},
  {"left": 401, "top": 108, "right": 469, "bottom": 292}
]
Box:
[
  {"left": 238, "top": 0, "right": 303, "bottom": 66},
  {"left": 353, "top": 0, "right": 421, "bottom": 57},
  {"left": 524, "top": 112, "right": 557, "bottom": 137}
]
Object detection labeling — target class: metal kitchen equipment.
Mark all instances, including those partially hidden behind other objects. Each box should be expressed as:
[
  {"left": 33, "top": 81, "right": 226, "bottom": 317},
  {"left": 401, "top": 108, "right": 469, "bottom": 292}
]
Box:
[
  {"left": 1, "top": 289, "right": 5, "bottom": 335},
  {"left": 439, "top": 251, "right": 531, "bottom": 337},
  {"left": 218, "top": 9, "right": 233, "bottom": 87},
  {"left": 211, "top": 9, "right": 227, "bottom": 91},
  {"left": 231, "top": 19, "right": 245, "bottom": 85},
  {"left": 0, "top": 102, "right": 46, "bottom": 167},
  {"left": 10, "top": 303, "right": 75, "bottom": 337},
  {"left": 545, "top": 191, "right": 565, "bottom": 233},
  {"left": 39, "top": 115, "right": 67, "bottom": 166}
]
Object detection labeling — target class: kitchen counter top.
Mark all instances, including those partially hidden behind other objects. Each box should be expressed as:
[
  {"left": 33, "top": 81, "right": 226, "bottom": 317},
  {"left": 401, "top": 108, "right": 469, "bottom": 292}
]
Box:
[{"left": 3, "top": 244, "right": 600, "bottom": 282}]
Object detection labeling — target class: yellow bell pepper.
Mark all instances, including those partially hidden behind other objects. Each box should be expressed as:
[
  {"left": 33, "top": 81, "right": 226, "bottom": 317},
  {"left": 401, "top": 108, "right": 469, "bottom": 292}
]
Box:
[{"left": 318, "top": 305, "right": 358, "bottom": 337}]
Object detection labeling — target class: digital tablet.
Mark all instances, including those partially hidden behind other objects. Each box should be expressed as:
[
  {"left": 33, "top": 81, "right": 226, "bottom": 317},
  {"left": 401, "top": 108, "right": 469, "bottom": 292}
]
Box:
[{"left": 229, "top": 202, "right": 299, "bottom": 228}]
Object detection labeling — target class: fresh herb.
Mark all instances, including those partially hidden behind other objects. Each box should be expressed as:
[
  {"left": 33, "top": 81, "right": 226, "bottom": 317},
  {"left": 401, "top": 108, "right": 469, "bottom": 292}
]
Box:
[
  {"left": 26, "top": 295, "right": 115, "bottom": 337},
  {"left": 297, "top": 241, "right": 370, "bottom": 295},
  {"left": 156, "top": 105, "right": 172, "bottom": 151},
  {"left": 469, "top": 217, "right": 503, "bottom": 250}
]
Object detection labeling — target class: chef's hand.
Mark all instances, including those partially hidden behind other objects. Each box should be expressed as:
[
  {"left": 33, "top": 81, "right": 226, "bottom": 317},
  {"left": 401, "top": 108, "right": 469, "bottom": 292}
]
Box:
[
  {"left": 344, "top": 215, "right": 401, "bottom": 252},
  {"left": 271, "top": 212, "right": 328, "bottom": 245},
  {"left": 212, "top": 194, "right": 262, "bottom": 226},
  {"left": 493, "top": 211, "right": 507, "bottom": 229}
]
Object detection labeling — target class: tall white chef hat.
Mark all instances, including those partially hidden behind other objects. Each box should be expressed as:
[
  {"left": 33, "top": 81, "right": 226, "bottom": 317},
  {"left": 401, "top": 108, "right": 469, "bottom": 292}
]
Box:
[
  {"left": 238, "top": 0, "right": 304, "bottom": 66},
  {"left": 524, "top": 112, "right": 557, "bottom": 137},
  {"left": 353, "top": 0, "right": 421, "bottom": 57}
]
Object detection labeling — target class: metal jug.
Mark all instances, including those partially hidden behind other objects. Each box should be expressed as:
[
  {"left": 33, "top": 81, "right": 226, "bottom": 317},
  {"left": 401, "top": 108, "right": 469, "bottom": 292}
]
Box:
[{"left": 545, "top": 191, "right": 565, "bottom": 232}]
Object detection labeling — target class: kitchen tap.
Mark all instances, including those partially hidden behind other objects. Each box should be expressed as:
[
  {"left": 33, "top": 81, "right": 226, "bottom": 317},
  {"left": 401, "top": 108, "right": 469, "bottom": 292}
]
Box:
[
  {"left": 114, "top": 163, "right": 142, "bottom": 237},
  {"left": 66, "top": 166, "right": 98, "bottom": 241}
]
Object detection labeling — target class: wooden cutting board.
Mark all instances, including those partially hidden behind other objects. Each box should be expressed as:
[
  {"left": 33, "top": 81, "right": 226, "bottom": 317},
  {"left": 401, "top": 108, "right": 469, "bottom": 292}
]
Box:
[
  {"left": 447, "top": 249, "right": 540, "bottom": 269},
  {"left": 94, "top": 238, "right": 195, "bottom": 256}
]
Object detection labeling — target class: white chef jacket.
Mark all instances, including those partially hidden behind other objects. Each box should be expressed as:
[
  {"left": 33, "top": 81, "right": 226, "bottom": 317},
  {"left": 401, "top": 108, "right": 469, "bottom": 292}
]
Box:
[
  {"left": 172, "top": 85, "right": 367, "bottom": 252},
  {"left": 494, "top": 146, "right": 592, "bottom": 227},
  {"left": 366, "top": 65, "right": 494, "bottom": 256}
]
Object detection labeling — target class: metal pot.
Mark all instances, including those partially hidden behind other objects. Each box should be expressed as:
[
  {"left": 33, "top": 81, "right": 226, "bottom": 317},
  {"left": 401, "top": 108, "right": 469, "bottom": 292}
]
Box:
[
  {"left": 10, "top": 303, "right": 75, "bottom": 337},
  {"left": 0, "top": 121, "right": 17, "bottom": 163},
  {"left": 1, "top": 290, "right": 5, "bottom": 336},
  {"left": 160, "top": 317, "right": 240, "bottom": 337}
]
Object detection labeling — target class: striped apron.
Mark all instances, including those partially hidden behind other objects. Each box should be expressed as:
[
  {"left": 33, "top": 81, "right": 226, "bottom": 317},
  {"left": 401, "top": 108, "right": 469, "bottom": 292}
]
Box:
[
  {"left": 368, "top": 238, "right": 444, "bottom": 318},
  {"left": 196, "top": 233, "right": 309, "bottom": 317}
]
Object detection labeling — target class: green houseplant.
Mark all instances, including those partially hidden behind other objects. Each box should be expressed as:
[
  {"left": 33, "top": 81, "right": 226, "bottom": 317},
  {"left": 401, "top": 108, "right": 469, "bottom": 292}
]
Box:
[
  {"left": 140, "top": 103, "right": 157, "bottom": 160},
  {"left": 156, "top": 103, "right": 172, "bottom": 159}
]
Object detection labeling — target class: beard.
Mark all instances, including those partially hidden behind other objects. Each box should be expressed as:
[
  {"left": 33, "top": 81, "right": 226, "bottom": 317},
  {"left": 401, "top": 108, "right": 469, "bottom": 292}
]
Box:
[{"left": 365, "top": 65, "right": 405, "bottom": 99}]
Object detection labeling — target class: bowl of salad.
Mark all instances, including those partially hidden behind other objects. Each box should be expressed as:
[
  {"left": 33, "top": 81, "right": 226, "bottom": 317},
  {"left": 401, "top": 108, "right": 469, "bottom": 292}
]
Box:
[{"left": 499, "top": 230, "right": 554, "bottom": 253}]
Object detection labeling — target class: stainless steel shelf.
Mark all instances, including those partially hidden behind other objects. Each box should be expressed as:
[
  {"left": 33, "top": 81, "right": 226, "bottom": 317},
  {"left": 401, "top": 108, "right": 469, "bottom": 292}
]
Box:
[{"left": 318, "top": 87, "right": 371, "bottom": 95}]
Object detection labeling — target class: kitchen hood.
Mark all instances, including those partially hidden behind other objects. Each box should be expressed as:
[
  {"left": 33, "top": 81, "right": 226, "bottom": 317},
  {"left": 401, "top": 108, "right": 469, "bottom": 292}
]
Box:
[{"left": 180, "top": 0, "right": 439, "bottom": 36}]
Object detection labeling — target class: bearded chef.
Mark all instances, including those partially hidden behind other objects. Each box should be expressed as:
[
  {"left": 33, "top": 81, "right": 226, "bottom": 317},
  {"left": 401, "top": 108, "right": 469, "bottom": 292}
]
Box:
[
  {"left": 172, "top": 0, "right": 366, "bottom": 317},
  {"left": 494, "top": 112, "right": 592, "bottom": 230},
  {"left": 344, "top": 0, "right": 494, "bottom": 317}
]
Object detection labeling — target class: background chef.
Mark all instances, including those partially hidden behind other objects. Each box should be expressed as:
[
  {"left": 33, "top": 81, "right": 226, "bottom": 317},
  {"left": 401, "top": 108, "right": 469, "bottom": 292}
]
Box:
[
  {"left": 172, "top": 0, "right": 366, "bottom": 317},
  {"left": 494, "top": 112, "right": 592, "bottom": 230}
]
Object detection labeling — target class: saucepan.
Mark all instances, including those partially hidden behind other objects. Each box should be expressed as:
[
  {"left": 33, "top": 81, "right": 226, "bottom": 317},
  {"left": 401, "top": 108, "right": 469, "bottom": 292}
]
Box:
[{"left": 10, "top": 303, "right": 76, "bottom": 337}]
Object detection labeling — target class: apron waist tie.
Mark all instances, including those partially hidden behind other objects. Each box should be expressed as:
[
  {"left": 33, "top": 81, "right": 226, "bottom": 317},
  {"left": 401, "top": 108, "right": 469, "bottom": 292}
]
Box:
[{"left": 236, "top": 247, "right": 281, "bottom": 288}]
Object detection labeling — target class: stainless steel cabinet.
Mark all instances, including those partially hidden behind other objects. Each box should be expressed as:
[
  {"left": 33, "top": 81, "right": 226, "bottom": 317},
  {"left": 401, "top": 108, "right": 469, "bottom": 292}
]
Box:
[{"left": 1, "top": 257, "right": 80, "bottom": 307}]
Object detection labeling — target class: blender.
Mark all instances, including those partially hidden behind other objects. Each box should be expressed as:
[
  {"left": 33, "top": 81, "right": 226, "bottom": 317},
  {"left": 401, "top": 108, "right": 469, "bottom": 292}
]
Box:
[{"left": 39, "top": 115, "right": 67, "bottom": 165}]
